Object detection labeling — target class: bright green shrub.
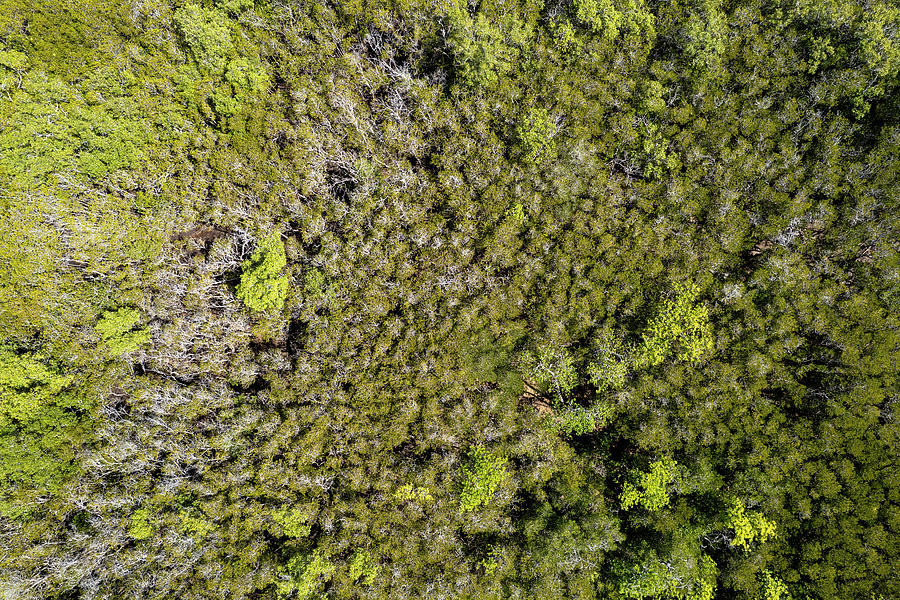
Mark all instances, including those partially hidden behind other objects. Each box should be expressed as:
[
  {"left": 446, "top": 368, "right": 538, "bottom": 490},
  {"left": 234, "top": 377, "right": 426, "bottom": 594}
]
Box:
[
  {"left": 0, "top": 348, "right": 85, "bottom": 517},
  {"left": 505, "top": 202, "right": 525, "bottom": 227},
  {"left": 225, "top": 58, "right": 268, "bottom": 94},
  {"left": 393, "top": 484, "right": 434, "bottom": 503},
  {"left": 444, "top": 0, "right": 530, "bottom": 88},
  {"left": 0, "top": 348, "right": 74, "bottom": 425},
  {"left": 859, "top": 4, "right": 900, "bottom": 78},
  {"left": 0, "top": 49, "right": 27, "bottom": 71},
  {"left": 618, "top": 550, "right": 716, "bottom": 600},
  {"left": 0, "top": 49, "right": 27, "bottom": 92},
  {"left": 546, "top": 401, "right": 615, "bottom": 436},
  {"left": 304, "top": 267, "right": 326, "bottom": 299},
  {"left": 637, "top": 121, "right": 679, "bottom": 179},
  {"left": 479, "top": 544, "right": 502, "bottom": 576},
  {"left": 573, "top": 0, "right": 654, "bottom": 41},
  {"left": 620, "top": 456, "right": 679, "bottom": 511},
  {"left": 636, "top": 282, "right": 713, "bottom": 367},
  {"left": 279, "top": 550, "right": 336, "bottom": 599},
  {"left": 217, "top": 0, "right": 255, "bottom": 14},
  {"left": 574, "top": 0, "right": 622, "bottom": 38},
  {"left": 273, "top": 502, "right": 318, "bottom": 538},
  {"left": 178, "top": 509, "right": 215, "bottom": 537},
  {"left": 523, "top": 345, "right": 578, "bottom": 402},
  {"left": 236, "top": 232, "right": 289, "bottom": 313},
  {"left": 349, "top": 549, "right": 379, "bottom": 585},
  {"left": 761, "top": 571, "right": 791, "bottom": 600},
  {"left": 96, "top": 307, "right": 151, "bottom": 356},
  {"left": 553, "top": 19, "right": 581, "bottom": 53},
  {"left": 516, "top": 107, "right": 556, "bottom": 163},
  {"left": 727, "top": 497, "right": 777, "bottom": 551},
  {"left": 459, "top": 445, "right": 510, "bottom": 513},
  {"left": 214, "top": 57, "right": 269, "bottom": 117},
  {"left": 0, "top": 70, "right": 158, "bottom": 187},
  {"left": 638, "top": 79, "right": 667, "bottom": 113},
  {"left": 684, "top": 0, "right": 727, "bottom": 69},
  {"left": 129, "top": 507, "right": 156, "bottom": 540},
  {"left": 174, "top": 4, "right": 234, "bottom": 75}
]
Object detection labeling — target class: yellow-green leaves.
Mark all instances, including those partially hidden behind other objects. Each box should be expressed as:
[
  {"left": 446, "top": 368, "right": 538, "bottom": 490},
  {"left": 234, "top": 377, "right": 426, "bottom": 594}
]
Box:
[
  {"left": 760, "top": 570, "right": 790, "bottom": 600},
  {"left": 216, "top": 57, "right": 269, "bottom": 116},
  {"left": 394, "top": 484, "right": 434, "bottom": 503},
  {"left": 573, "top": 0, "right": 655, "bottom": 42},
  {"left": 174, "top": 5, "right": 234, "bottom": 75},
  {"left": 0, "top": 348, "right": 73, "bottom": 425},
  {"left": 620, "top": 456, "right": 678, "bottom": 511},
  {"left": 303, "top": 268, "right": 326, "bottom": 299},
  {"left": 178, "top": 508, "right": 215, "bottom": 538},
  {"left": 0, "top": 71, "right": 155, "bottom": 187},
  {"left": 459, "top": 445, "right": 509, "bottom": 513},
  {"left": 96, "top": 307, "right": 151, "bottom": 356},
  {"left": 0, "top": 50, "right": 26, "bottom": 71},
  {"left": 587, "top": 282, "right": 711, "bottom": 394},
  {"left": 279, "top": 550, "right": 336, "bottom": 599},
  {"left": 349, "top": 549, "right": 379, "bottom": 585},
  {"left": 684, "top": 0, "right": 727, "bottom": 69},
  {"left": 617, "top": 546, "right": 716, "bottom": 600},
  {"left": 574, "top": 0, "right": 622, "bottom": 38},
  {"left": 0, "top": 346, "right": 85, "bottom": 516},
  {"left": 552, "top": 19, "right": 581, "bottom": 53},
  {"left": 516, "top": 107, "right": 556, "bottom": 163},
  {"left": 857, "top": 3, "right": 900, "bottom": 105},
  {"left": 128, "top": 507, "right": 156, "bottom": 540},
  {"left": 727, "top": 497, "right": 777, "bottom": 551},
  {"left": 444, "top": 0, "right": 531, "bottom": 88},
  {"left": 224, "top": 57, "right": 268, "bottom": 94},
  {"left": 273, "top": 502, "right": 319, "bottom": 539},
  {"left": 236, "top": 232, "right": 289, "bottom": 313},
  {"left": 0, "top": 49, "right": 26, "bottom": 92},
  {"left": 636, "top": 282, "right": 713, "bottom": 368},
  {"left": 479, "top": 544, "right": 502, "bottom": 576}
]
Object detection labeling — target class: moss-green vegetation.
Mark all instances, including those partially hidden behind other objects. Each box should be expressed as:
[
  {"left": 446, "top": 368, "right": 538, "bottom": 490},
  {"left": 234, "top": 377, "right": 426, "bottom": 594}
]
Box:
[
  {"left": 128, "top": 507, "right": 156, "bottom": 541},
  {"left": 458, "top": 445, "right": 510, "bottom": 513},
  {"left": 236, "top": 232, "right": 289, "bottom": 313},
  {"left": 349, "top": 549, "right": 379, "bottom": 585},
  {"left": 0, "top": 0, "right": 897, "bottom": 598},
  {"left": 620, "top": 456, "right": 679, "bottom": 511},
  {"left": 0, "top": 348, "right": 86, "bottom": 517},
  {"left": 727, "top": 497, "right": 777, "bottom": 552},
  {"left": 96, "top": 308, "right": 151, "bottom": 356}
]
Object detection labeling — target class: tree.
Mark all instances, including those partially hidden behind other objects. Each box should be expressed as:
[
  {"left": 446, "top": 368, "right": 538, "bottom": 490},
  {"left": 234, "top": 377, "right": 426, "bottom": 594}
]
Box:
[
  {"left": 349, "top": 549, "right": 379, "bottom": 585},
  {"left": 726, "top": 497, "right": 777, "bottom": 552},
  {"left": 635, "top": 283, "right": 713, "bottom": 368},
  {"left": 0, "top": 348, "right": 73, "bottom": 425},
  {"left": 96, "top": 307, "right": 151, "bottom": 356},
  {"left": 235, "top": 232, "right": 289, "bottom": 313},
  {"left": 620, "top": 457, "right": 679, "bottom": 511},
  {"left": 443, "top": 0, "right": 531, "bottom": 89},
  {"left": 522, "top": 345, "right": 578, "bottom": 403},
  {"left": 516, "top": 107, "right": 556, "bottom": 163},
  {"left": 173, "top": 4, "right": 234, "bottom": 75},
  {"left": 0, "top": 347, "right": 85, "bottom": 517},
  {"left": 459, "top": 445, "right": 510, "bottom": 513}
]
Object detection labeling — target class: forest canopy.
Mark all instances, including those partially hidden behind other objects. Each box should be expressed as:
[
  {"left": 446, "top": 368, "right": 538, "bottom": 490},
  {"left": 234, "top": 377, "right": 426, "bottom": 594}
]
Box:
[{"left": 0, "top": 0, "right": 898, "bottom": 598}]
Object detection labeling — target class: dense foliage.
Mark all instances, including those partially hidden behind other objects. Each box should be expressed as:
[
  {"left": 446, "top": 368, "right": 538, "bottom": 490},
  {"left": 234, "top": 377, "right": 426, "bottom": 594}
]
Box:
[{"left": 0, "top": 0, "right": 897, "bottom": 598}]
